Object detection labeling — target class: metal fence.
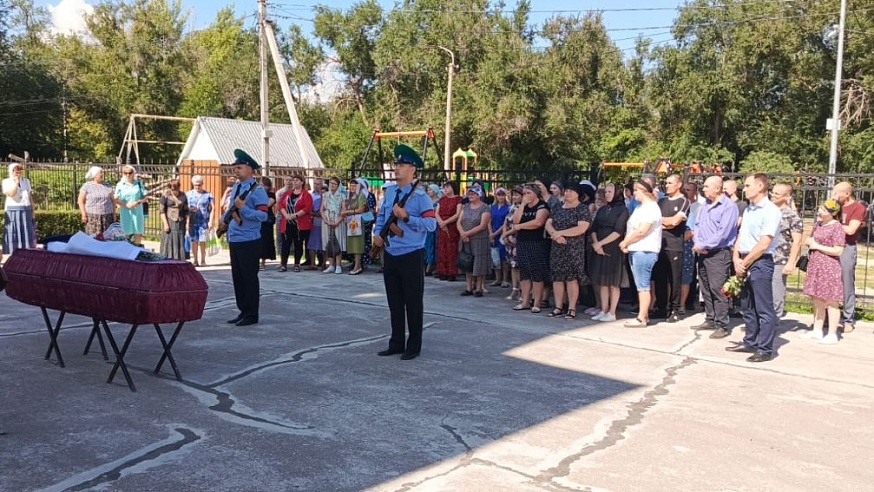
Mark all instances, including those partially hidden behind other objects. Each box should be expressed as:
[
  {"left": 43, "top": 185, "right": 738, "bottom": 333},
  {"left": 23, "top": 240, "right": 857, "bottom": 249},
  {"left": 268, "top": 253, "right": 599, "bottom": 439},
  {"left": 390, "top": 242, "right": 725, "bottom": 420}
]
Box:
[{"left": 17, "top": 162, "right": 874, "bottom": 318}]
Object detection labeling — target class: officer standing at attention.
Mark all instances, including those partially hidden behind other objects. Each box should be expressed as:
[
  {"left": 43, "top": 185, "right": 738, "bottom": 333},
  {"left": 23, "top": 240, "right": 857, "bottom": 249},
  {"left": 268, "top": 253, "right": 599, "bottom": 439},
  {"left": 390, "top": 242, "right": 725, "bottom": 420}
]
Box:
[
  {"left": 374, "top": 145, "right": 438, "bottom": 360},
  {"left": 226, "top": 149, "right": 269, "bottom": 327}
]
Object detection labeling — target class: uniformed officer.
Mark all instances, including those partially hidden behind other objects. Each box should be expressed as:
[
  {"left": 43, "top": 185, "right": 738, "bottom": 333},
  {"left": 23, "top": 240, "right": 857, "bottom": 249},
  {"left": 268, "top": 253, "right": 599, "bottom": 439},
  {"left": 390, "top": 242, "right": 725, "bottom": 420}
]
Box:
[
  {"left": 225, "top": 149, "right": 269, "bottom": 326},
  {"left": 374, "top": 145, "right": 438, "bottom": 360}
]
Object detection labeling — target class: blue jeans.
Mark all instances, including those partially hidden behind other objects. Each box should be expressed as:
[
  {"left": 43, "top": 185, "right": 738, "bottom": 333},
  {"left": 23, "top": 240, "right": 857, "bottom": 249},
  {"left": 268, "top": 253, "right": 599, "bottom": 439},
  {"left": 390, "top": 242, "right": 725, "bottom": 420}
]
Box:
[
  {"left": 630, "top": 251, "right": 659, "bottom": 292},
  {"left": 741, "top": 255, "right": 777, "bottom": 356}
]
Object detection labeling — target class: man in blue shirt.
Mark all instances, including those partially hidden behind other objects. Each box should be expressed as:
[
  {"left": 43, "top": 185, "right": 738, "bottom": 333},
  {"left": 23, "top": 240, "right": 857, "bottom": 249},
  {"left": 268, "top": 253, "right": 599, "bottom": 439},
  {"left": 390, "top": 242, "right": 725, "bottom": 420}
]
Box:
[
  {"left": 691, "top": 176, "right": 738, "bottom": 338},
  {"left": 225, "top": 149, "right": 269, "bottom": 327},
  {"left": 726, "top": 173, "right": 781, "bottom": 362},
  {"left": 373, "top": 145, "right": 437, "bottom": 360}
]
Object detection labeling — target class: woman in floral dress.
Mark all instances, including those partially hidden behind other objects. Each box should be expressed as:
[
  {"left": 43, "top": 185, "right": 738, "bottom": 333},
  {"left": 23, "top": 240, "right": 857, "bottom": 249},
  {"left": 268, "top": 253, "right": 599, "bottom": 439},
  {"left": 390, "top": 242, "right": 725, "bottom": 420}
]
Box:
[
  {"left": 800, "top": 200, "right": 845, "bottom": 344},
  {"left": 545, "top": 182, "right": 592, "bottom": 319}
]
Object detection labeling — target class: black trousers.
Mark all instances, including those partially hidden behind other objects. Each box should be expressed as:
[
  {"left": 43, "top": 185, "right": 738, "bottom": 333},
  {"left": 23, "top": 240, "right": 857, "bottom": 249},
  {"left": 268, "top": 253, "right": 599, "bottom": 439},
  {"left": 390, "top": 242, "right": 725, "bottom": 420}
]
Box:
[
  {"left": 230, "top": 239, "right": 261, "bottom": 319},
  {"left": 654, "top": 249, "right": 683, "bottom": 314},
  {"left": 698, "top": 248, "right": 731, "bottom": 329},
  {"left": 384, "top": 249, "right": 425, "bottom": 355},
  {"left": 280, "top": 222, "right": 310, "bottom": 266}
]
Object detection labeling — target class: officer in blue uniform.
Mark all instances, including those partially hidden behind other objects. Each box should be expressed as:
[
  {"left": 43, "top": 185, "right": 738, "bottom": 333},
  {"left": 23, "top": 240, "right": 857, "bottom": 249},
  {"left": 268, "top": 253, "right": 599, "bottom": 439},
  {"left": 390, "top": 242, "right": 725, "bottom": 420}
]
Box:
[
  {"left": 225, "top": 149, "right": 269, "bottom": 326},
  {"left": 374, "top": 145, "right": 438, "bottom": 360}
]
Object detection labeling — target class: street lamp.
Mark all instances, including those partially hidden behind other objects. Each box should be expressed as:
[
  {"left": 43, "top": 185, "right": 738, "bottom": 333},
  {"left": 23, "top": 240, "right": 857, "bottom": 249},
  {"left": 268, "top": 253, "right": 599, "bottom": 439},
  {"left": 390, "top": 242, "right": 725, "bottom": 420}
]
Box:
[
  {"left": 827, "top": 0, "right": 848, "bottom": 188},
  {"left": 431, "top": 46, "right": 457, "bottom": 172}
]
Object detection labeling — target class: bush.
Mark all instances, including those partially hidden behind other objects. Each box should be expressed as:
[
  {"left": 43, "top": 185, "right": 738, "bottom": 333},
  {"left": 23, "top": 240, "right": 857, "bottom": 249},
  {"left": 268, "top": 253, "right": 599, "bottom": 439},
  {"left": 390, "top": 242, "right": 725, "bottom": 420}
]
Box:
[{"left": 0, "top": 210, "right": 82, "bottom": 243}]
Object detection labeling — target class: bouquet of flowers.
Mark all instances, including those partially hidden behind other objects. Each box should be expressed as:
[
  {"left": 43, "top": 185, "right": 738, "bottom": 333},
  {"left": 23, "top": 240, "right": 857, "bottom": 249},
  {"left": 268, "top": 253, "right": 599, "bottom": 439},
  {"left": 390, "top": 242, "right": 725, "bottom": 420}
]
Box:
[{"left": 720, "top": 275, "right": 746, "bottom": 299}]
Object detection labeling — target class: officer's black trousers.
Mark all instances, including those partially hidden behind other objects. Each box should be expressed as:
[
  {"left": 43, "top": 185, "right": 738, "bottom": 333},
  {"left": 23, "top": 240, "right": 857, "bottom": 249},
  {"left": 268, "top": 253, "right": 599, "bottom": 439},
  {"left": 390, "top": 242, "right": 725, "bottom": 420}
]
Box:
[
  {"left": 229, "top": 239, "right": 261, "bottom": 319},
  {"left": 383, "top": 248, "right": 425, "bottom": 354}
]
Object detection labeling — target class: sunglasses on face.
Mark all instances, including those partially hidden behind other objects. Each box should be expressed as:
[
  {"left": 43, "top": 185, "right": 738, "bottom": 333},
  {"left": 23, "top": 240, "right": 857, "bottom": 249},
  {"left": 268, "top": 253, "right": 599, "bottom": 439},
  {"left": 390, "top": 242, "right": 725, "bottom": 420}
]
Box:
[{"left": 123, "top": 171, "right": 133, "bottom": 175}]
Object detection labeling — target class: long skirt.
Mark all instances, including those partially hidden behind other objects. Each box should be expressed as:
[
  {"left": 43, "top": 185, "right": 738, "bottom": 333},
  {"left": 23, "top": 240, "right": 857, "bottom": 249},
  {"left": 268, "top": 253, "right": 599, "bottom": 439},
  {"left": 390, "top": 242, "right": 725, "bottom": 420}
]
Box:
[
  {"left": 425, "top": 230, "right": 437, "bottom": 265},
  {"left": 3, "top": 205, "right": 36, "bottom": 254},
  {"left": 85, "top": 213, "right": 115, "bottom": 237},
  {"left": 160, "top": 220, "right": 186, "bottom": 260},
  {"left": 436, "top": 226, "right": 461, "bottom": 277},
  {"left": 260, "top": 221, "right": 276, "bottom": 260}
]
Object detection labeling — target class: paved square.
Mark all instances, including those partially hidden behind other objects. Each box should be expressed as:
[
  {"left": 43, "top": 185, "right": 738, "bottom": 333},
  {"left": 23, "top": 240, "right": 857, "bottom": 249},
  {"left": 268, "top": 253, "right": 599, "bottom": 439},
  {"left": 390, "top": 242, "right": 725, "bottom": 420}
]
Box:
[{"left": 2, "top": 256, "right": 873, "bottom": 491}]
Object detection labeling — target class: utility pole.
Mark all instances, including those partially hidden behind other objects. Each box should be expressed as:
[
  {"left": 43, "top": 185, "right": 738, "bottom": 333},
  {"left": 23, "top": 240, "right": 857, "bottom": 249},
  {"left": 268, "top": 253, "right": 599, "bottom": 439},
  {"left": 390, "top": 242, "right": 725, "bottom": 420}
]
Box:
[
  {"left": 435, "top": 46, "right": 456, "bottom": 172},
  {"left": 827, "top": 0, "right": 848, "bottom": 189},
  {"left": 258, "top": 0, "right": 271, "bottom": 176},
  {"left": 62, "top": 84, "right": 68, "bottom": 163}
]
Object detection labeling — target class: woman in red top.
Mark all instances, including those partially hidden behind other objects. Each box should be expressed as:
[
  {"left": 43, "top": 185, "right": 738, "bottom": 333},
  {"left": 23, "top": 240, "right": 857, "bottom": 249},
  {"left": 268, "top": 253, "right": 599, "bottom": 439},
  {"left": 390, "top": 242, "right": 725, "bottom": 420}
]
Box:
[
  {"left": 277, "top": 175, "right": 313, "bottom": 272},
  {"left": 436, "top": 181, "right": 463, "bottom": 281}
]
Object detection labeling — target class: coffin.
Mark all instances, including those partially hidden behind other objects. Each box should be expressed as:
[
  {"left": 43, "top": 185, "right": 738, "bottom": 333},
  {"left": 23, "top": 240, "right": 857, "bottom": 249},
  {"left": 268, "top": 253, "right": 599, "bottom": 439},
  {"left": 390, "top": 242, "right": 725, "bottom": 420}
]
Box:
[{"left": 3, "top": 249, "right": 208, "bottom": 324}]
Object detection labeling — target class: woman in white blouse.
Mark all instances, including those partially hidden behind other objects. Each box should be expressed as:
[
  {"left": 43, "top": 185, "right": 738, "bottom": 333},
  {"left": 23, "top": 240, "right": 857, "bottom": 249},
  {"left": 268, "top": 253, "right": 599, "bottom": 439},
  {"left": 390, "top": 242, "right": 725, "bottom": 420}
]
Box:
[
  {"left": 618, "top": 180, "right": 663, "bottom": 328},
  {"left": 2, "top": 163, "right": 36, "bottom": 254}
]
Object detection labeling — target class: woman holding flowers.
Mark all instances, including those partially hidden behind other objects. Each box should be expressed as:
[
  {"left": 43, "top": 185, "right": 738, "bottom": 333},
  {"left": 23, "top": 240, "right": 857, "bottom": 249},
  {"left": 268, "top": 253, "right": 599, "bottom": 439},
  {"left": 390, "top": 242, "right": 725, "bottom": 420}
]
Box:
[{"left": 800, "top": 200, "right": 845, "bottom": 344}]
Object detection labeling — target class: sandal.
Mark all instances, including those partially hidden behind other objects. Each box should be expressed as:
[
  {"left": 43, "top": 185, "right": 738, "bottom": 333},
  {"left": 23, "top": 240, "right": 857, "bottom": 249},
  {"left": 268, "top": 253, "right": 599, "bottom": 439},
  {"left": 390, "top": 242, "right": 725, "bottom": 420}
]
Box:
[
  {"left": 531, "top": 307, "right": 542, "bottom": 314},
  {"left": 460, "top": 290, "right": 474, "bottom": 296},
  {"left": 512, "top": 303, "right": 530, "bottom": 311},
  {"left": 623, "top": 318, "right": 648, "bottom": 328},
  {"left": 349, "top": 269, "right": 363, "bottom": 275},
  {"left": 293, "top": 266, "right": 301, "bottom": 273},
  {"left": 506, "top": 288, "right": 520, "bottom": 301},
  {"left": 278, "top": 265, "right": 288, "bottom": 272},
  {"left": 548, "top": 308, "right": 564, "bottom": 318},
  {"left": 564, "top": 309, "right": 577, "bottom": 320}
]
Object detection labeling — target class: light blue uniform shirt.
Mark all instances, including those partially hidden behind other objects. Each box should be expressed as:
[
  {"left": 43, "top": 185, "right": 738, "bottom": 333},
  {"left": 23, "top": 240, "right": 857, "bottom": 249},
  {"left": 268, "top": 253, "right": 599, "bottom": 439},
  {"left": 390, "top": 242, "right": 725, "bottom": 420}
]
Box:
[
  {"left": 374, "top": 182, "right": 437, "bottom": 256},
  {"left": 736, "top": 198, "right": 781, "bottom": 255},
  {"left": 227, "top": 177, "right": 268, "bottom": 243}
]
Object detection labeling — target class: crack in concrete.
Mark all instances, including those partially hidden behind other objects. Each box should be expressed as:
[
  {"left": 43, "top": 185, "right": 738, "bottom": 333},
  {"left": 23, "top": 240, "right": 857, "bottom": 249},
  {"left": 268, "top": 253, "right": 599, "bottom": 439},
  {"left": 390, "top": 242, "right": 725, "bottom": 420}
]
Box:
[
  {"left": 39, "top": 426, "right": 202, "bottom": 492},
  {"left": 538, "top": 357, "right": 696, "bottom": 483},
  {"left": 439, "top": 416, "right": 472, "bottom": 452}
]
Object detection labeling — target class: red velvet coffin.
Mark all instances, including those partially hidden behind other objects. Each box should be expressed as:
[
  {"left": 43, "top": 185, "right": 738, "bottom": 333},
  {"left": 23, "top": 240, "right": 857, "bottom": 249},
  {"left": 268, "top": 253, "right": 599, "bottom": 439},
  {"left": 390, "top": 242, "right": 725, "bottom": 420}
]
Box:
[{"left": 4, "top": 249, "right": 208, "bottom": 325}]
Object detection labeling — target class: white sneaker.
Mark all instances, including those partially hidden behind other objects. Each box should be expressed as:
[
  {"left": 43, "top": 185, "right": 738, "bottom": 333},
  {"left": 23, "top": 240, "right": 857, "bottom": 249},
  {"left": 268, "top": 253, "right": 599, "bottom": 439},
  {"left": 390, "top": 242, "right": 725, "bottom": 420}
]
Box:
[
  {"left": 597, "top": 313, "right": 616, "bottom": 322},
  {"left": 584, "top": 307, "right": 599, "bottom": 315},
  {"left": 591, "top": 311, "right": 605, "bottom": 320},
  {"left": 820, "top": 333, "right": 839, "bottom": 345},
  {"left": 800, "top": 329, "right": 823, "bottom": 340},
  {"left": 335, "top": 266, "right": 343, "bottom": 274},
  {"left": 323, "top": 266, "right": 334, "bottom": 273}
]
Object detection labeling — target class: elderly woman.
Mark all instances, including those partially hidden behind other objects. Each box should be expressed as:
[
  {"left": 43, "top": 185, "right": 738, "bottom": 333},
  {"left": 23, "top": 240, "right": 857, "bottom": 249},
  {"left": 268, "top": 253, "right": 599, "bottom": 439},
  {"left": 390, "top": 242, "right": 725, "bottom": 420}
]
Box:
[
  {"left": 77, "top": 166, "right": 116, "bottom": 236},
  {"left": 358, "top": 177, "right": 378, "bottom": 268},
  {"left": 512, "top": 184, "right": 551, "bottom": 313},
  {"left": 436, "top": 181, "right": 463, "bottom": 281},
  {"left": 320, "top": 176, "right": 346, "bottom": 274},
  {"left": 457, "top": 184, "right": 492, "bottom": 296},
  {"left": 278, "top": 175, "right": 313, "bottom": 272},
  {"left": 544, "top": 182, "right": 592, "bottom": 319},
  {"left": 114, "top": 164, "right": 147, "bottom": 245},
  {"left": 619, "top": 180, "right": 662, "bottom": 328},
  {"left": 424, "top": 183, "right": 441, "bottom": 276},
  {"left": 800, "top": 200, "right": 846, "bottom": 344},
  {"left": 341, "top": 178, "right": 368, "bottom": 275},
  {"left": 2, "top": 162, "right": 36, "bottom": 253},
  {"left": 589, "top": 183, "right": 629, "bottom": 322},
  {"left": 159, "top": 178, "right": 189, "bottom": 260},
  {"left": 186, "top": 174, "right": 215, "bottom": 267},
  {"left": 489, "top": 187, "right": 511, "bottom": 287},
  {"left": 307, "top": 178, "right": 325, "bottom": 270}
]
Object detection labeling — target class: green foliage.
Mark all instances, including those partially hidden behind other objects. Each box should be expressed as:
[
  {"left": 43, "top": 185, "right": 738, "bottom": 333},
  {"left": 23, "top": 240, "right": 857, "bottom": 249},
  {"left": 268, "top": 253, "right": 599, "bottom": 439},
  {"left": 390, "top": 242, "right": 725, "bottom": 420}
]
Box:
[
  {"left": 738, "top": 151, "right": 795, "bottom": 176},
  {"left": 0, "top": 210, "right": 81, "bottom": 243}
]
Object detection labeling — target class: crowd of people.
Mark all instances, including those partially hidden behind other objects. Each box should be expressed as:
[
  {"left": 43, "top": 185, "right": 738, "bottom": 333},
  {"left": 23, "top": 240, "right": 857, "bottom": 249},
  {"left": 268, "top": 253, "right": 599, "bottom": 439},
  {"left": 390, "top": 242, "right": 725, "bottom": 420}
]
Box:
[{"left": 2, "top": 161, "right": 871, "bottom": 359}]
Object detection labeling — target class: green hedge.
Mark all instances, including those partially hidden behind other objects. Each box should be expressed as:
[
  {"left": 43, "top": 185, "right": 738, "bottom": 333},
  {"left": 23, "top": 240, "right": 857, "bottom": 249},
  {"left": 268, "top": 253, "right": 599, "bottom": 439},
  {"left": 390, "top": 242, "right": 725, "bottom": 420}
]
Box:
[{"left": 0, "top": 210, "right": 82, "bottom": 243}]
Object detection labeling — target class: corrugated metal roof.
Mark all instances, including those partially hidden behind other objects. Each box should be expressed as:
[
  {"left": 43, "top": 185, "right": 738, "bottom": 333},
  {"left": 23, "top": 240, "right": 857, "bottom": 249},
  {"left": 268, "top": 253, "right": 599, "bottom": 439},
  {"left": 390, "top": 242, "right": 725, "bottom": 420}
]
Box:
[{"left": 177, "top": 116, "right": 324, "bottom": 169}]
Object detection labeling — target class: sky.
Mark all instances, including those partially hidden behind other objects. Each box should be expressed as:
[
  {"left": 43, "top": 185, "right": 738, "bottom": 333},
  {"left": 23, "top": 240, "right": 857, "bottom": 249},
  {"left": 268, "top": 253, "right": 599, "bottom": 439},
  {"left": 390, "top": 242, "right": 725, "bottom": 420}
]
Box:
[{"left": 37, "top": 0, "right": 683, "bottom": 54}]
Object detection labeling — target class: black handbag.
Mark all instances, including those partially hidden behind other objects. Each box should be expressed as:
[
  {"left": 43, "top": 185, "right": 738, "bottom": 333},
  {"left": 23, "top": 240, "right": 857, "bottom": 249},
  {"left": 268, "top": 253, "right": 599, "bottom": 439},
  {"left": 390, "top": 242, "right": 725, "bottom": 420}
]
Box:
[
  {"left": 796, "top": 252, "right": 809, "bottom": 272},
  {"left": 456, "top": 244, "right": 474, "bottom": 273}
]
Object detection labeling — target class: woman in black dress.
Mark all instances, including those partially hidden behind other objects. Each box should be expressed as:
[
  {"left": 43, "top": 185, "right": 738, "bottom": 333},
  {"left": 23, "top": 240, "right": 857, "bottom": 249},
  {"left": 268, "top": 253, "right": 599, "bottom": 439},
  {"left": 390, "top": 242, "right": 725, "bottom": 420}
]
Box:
[
  {"left": 512, "top": 184, "right": 551, "bottom": 313},
  {"left": 545, "top": 182, "right": 591, "bottom": 319},
  {"left": 259, "top": 177, "right": 277, "bottom": 269},
  {"left": 588, "top": 183, "right": 629, "bottom": 322}
]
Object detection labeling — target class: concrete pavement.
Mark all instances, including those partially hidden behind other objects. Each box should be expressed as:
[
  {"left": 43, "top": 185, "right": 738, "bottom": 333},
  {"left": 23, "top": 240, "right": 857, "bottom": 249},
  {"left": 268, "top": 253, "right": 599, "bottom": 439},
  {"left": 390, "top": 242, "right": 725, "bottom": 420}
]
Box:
[{"left": 1, "top": 255, "right": 872, "bottom": 491}]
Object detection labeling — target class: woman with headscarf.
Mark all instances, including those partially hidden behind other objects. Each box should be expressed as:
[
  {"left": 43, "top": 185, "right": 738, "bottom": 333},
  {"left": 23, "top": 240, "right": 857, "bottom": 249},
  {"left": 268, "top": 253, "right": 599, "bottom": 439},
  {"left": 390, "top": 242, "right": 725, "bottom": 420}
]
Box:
[
  {"left": 436, "top": 181, "right": 463, "bottom": 281},
  {"left": 186, "top": 174, "right": 215, "bottom": 267},
  {"left": 341, "top": 178, "right": 368, "bottom": 275},
  {"left": 159, "top": 178, "right": 189, "bottom": 260},
  {"left": 77, "top": 166, "right": 116, "bottom": 236},
  {"left": 545, "top": 182, "right": 592, "bottom": 319},
  {"left": 2, "top": 162, "right": 36, "bottom": 253},
  {"left": 588, "top": 183, "right": 629, "bottom": 322},
  {"left": 800, "top": 200, "right": 845, "bottom": 344},
  {"left": 114, "top": 164, "right": 147, "bottom": 245},
  {"left": 457, "top": 184, "right": 492, "bottom": 296},
  {"left": 320, "top": 176, "right": 347, "bottom": 274},
  {"left": 307, "top": 178, "right": 325, "bottom": 270},
  {"left": 356, "top": 177, "right": 378, "bottom": 268},
  {"left": 424, "top": 183, "right": 441, "bottom": 276}
]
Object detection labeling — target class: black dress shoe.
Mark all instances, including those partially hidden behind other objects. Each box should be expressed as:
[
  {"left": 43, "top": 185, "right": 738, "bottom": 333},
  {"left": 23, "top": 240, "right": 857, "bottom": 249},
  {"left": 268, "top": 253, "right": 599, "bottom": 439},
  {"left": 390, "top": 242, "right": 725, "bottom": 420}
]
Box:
[
  {"left": 377, "top": 349, "right": 404, "bottom": 356},
  {"left": 724, "top": 344, "right": 756, "bottom": 353},
  {"left": 690, "top": 321, "right": 716, "bottom": 331},
  {"left": 400, "top": 352, "right": 419, "bottom": 360},
  {"left": 235, "top": 317, "right": 258, "bottom": 326},
  {"left": 227, "top": 314, "right": 244, "bottom": 324},
  {"left": 666, "top": 312, "right": 680, "bottom": 323},
  {"left": 747, "top": 352, "right": 773, "bottom": 363},
  {"left": 709, "top": 327, "right": 731, "bottom": 339}
]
